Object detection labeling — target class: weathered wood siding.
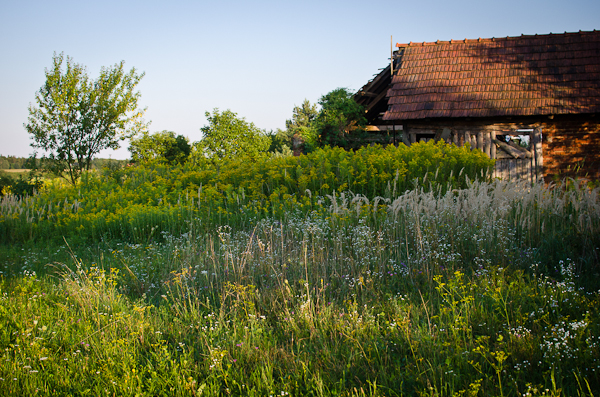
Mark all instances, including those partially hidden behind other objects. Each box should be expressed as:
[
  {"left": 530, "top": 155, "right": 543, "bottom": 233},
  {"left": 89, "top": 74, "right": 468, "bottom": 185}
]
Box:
[
  {"left": 364, "top": 114, "right": 600, "bottom": 181},
  {"left": 398, "top": 115, "right": 600, "bottom": 182},
  {"left": 402, "top": 120, "right": 541, "bottom": 181},
  {"left": 494, "top": 158, "right": 534, "bottom": 182}
]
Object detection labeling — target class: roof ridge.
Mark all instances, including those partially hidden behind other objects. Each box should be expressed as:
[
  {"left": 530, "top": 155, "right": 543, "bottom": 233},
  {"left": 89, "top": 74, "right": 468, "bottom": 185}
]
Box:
[{"left": 396, "top": 29, "right": 600, "bottom": 48}]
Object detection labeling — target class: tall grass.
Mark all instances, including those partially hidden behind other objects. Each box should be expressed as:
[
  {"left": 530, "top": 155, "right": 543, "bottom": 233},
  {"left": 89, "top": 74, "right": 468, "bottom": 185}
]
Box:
[
  {"left": 1, "top": 172, "right": 599, "bottom": 395},
  {"left": 0, "top": 142, "right": 494, "bottom": 245}
]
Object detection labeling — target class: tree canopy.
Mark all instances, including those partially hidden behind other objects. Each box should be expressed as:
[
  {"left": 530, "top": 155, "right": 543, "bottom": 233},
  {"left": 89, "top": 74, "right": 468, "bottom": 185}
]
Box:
[
  {"left": 314, "top": 88, "right": 366, "bottom": 148},
  {"left": 25, "top": 52, "right": 147, "bottom": 184},
  {"left": 129, "top": 131, "right": 191, "bottom": 165},
  {"left": 193, "top": 109, "right": 270, "bottom": 164},
  {"left": 285, "top": 99, "right": 319, "bottom": 153},
  {"left": 277, "top": 91, "right": 367, "bottom": 154}
]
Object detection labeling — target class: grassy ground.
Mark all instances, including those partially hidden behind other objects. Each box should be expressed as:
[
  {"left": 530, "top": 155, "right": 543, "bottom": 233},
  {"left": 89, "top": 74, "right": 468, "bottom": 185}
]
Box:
[{"left": 1, "top": 166, "right": 599, "bottom": 395}]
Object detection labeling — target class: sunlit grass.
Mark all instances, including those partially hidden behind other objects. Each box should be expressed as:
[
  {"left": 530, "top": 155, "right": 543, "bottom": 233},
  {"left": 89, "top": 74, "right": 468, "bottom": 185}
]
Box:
[{"left": 1, "top": 155, "right": 599, "bottom": 395}]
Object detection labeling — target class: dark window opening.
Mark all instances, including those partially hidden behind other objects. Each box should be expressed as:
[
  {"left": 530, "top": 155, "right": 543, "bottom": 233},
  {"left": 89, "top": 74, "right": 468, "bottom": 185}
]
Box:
[{"left": 416, "top": 133, "right": 435, "bottom": 142}]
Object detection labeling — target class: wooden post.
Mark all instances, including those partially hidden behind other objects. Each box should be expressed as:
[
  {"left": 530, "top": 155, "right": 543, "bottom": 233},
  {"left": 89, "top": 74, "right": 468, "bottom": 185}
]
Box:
[
  {"left": 483, "top": 131, "right": 491, "bottom": 157},
  {"left": 490, "top": 131, "right": 497, "bottom": 159},
  {"left": 465, "top": 131, "right": 471, "bottom": 149},
  {"left": 532, "top": 127, "right": 543, "bottom": 182},
  {"left": 477, "top": 132, "right": 483, "bottom": 151},
  {"left": 391, "top": 36, "right": 394, "bottom": 76},
  {"left": 402, "top": 126, "right": 411, "bottom": 146},
  {"left": 509, "top": 159, "right": 516, "bottom": 180}
]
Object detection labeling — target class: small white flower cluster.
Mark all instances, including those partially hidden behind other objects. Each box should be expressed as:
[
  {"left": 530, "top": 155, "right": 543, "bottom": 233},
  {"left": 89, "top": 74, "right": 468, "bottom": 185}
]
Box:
[
  {"left": 509, "top": 325, "right": 531, "bottom": 339},
  {"left": 555, "top": 259, "right": 578, "bottom": 293},
  {"left": 541, "top": 319, "right": 588, "bottom": 361}
]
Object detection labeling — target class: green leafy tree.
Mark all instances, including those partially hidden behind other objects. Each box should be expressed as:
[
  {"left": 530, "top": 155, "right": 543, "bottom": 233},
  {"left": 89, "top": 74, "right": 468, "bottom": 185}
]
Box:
[
  {"left": 193, "top": 109, "right": 270, "bottom": 164},
  {"left": 266, "top": 128, "right": 293, "bottom": 157},
  {"left": 25, "top": 52, "right": 147, "bottom": 185},
  {"left": 314, "top": 88, "right": 366, "bottom": 148},
  {"left": 129, "top": 130, "right": 191, "bottom": 165},
  {"left": 285, "top": 99, "right": 319, "bottom": 153}
]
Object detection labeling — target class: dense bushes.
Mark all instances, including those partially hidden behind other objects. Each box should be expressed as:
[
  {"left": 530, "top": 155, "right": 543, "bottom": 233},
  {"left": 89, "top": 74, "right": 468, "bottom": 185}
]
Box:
[
  {"left": 0, "top": 141, "right": 493, "bottom": 244},
  {"left": 0, "top": 171, "right": 43, "bottom": 198},
  {"left": 188, "top": 140, "right": 494, "bottom": 198}
]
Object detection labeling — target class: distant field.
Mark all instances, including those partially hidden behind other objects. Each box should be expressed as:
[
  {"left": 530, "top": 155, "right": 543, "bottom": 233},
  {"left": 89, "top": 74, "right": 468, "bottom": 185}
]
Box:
[{"left": 1, "top": 169, "right": 30, "bottom": 173}]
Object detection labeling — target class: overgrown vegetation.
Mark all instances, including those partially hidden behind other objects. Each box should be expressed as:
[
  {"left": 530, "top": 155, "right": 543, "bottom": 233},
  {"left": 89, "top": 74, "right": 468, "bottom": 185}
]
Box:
[
  {"left": 1, "top": 142, "right": 599, "bottom": 396},
  {"left": 0, "top": 142, "right": 493, "bottom": 244},
  {"left": 0, "top": 171, "right": 43, "bottom": 198}
]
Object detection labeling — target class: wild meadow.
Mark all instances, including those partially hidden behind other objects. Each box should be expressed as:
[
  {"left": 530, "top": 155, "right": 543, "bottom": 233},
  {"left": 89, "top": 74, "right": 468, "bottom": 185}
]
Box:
[{"left": 0, "top": 142, "right": 599, "bottom": 396}]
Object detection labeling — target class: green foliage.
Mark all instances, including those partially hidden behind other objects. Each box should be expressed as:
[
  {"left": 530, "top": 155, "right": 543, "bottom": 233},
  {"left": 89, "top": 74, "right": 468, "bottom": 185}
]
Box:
[
  {"left": 314, "top": 88, "right": 367, "bottom": 148},
  {"left": 193, "top": 109, "right": 270, "bottom": 165},
  {"left": 285, "top": 99, "right": 319, "bottom": 153},
  {"left": 0, "top": 141, "right": 494, "bottom": 244},
  {"left": 129, "top": 130, "right": 191, "bottom": 165},
  {"left": 0, "top": 155, "right": 29, "bottom": 170},
  {"left": 25, "top": 52, "right": 147, "bottom": 185},
  {"left": 90, "top": 158, "right": 128, "bottom": 170},
  {"left": 0, "top": 171, "right": 43, "bottom": 198},
  {"left": 1, "top": 181, "right": 599, "bottom": 395},
  {"left": 0, "top": 172, "right": 12, "bottom": 196},
  {"left": 266, "top": 128, "right": 293, "bottom": 157}
]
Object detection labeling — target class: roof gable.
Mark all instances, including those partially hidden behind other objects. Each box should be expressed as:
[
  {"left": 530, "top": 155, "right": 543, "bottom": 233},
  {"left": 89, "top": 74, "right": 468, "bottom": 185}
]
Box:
[{"left": 383, "top": 31, "right": 600, "bottom": 121}]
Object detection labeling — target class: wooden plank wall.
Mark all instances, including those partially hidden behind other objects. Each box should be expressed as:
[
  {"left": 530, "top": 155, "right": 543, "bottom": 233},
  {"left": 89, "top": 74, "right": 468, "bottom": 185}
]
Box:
[
  {"left": 406, "top": 125, "right": 541, "bottom": 182},
  {"left": 402, "top": 115, "right": 600, "bottom": 182},
  {"left": 493, "top": 158, "right": 534, "bottom": 182}
]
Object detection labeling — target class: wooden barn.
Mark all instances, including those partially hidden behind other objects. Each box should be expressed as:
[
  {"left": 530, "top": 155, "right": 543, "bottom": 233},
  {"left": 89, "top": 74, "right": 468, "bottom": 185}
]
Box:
[{"left": 356, "top": 30, "right": 600, "bottom": 182}]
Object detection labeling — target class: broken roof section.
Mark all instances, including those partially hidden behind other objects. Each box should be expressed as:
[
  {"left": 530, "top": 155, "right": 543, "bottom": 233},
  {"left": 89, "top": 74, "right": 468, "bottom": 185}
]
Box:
[
  {"left": 355, "top": 63, "right": 394, "bottom": 126},
  {"left": 382, "top": 30, "right": 600, "bottom": 121}
]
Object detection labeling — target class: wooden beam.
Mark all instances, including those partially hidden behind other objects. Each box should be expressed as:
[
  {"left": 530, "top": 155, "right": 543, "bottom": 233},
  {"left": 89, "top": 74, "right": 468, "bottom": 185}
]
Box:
[
  {"left": 484, "top": 131, "right": 491, "bottom": 157},
  {"left": 365, "top": 88, "right": 391, "bottom": 113},
  {"left": 493, "top": 139, "right": 528, "bottom": 159},
  {"left": 365, "top": 125, "right": 403, "bottom": 132},
  {"left": 358, "top": 91, "right": 379, "bottom": 97},
  {"left": 506, "top": 140, "right": 533, "bottom": 158}
]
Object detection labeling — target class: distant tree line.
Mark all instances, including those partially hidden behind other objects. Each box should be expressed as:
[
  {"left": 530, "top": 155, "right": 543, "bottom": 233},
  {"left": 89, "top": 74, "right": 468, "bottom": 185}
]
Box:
[
  {"left": 0, "top": 156, "right": 127, "bottom": 171},
  {"left": 0, "top": 155, "right": 30, "bottom": 170}
]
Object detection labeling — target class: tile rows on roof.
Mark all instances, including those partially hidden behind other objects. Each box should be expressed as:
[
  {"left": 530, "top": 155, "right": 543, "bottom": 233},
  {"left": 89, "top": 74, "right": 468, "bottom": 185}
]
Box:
[
  {"left": 384, "top": 30, "right": 600, "bottom": 120},
  {"left": 401, "top": 54, "right": 600, "bottom": 68},
  {"left": 386, "top": 102, "right": 600, "bottom": 120},
  {"left": 386, "top": 91, "right": 593, "bottom": 104},
  {"left": 393, "top": 72, "right": 600, "bottom": 85},
  {"left": 397, "top": 30, "right": 600, "bottom": 49}
]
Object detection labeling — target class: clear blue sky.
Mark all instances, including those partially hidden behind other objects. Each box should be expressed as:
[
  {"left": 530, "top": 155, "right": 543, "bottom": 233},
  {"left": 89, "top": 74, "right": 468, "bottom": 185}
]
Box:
[{"left": 1, "top": 0, "right": 598, "bottom": 159}]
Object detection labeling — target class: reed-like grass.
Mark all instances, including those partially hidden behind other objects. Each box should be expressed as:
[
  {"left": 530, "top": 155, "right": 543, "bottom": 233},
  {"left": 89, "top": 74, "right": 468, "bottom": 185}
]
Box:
[{"left": 1, "top": 172, "right": 599, "bottom": 395}]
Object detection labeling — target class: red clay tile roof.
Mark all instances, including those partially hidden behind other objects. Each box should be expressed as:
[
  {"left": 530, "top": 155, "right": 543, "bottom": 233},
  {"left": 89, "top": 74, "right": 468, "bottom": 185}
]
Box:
[{"left": 383, "top": 30, "right": 600, "bottom": 121}]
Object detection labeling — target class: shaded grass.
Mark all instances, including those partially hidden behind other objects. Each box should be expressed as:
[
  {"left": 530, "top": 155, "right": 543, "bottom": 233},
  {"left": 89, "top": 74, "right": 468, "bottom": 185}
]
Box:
[{"left": 1, "top": 251, "right": 598, "bottom": 396}]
